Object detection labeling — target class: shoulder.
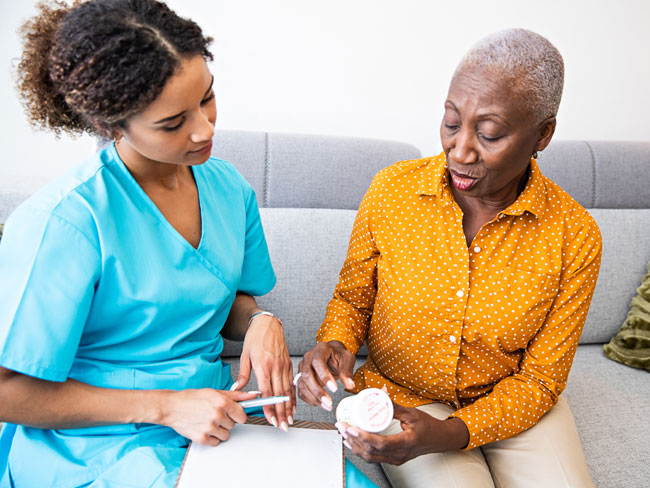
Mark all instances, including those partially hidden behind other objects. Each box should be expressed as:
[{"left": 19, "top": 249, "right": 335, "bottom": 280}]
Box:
[
  {"left": 4, "top": 147, "right": 119, "bottom": 249},
  {"left": 541, "top": 176, "right": 601, "bottom": 242},
  {"left": 367, "top": 156, "right": 440, "bottom": 198},
  {"left": 374, "top": 156, "right": 437, "bottom": 184},
  {"left": 198, "top": 157, "right": 255, "bottom": 199}
]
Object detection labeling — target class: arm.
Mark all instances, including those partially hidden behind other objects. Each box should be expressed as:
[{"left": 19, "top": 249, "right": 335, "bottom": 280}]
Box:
[
  {"left": 298, "top": 176, "right": 381, "bottom": 407},
  {"left": 450, "top": 216, "right": 603, "bottom": 449},
  {"left": 0, "top": 366, "right": 258, "bottom": 446},
  {"left": 223, "top": 294, "right": 294, "bottom": 430}
]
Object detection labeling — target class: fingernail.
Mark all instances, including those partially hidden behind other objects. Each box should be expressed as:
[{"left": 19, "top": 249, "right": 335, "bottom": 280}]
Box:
[
  {"left": 347, "top": 428, "right": 359, "bottom": 437},
  {"left": 288, "top": 415, "right": 294, "bottom": 425},
  {"left": 320, "top": 398, "right": 332, "bottom": 411},
  {"left": 248, "top": 391, "right": 261, "bottom": 395},
  {"left": 344, "top": 440, "right": 352, "bottom": 449},
  {"left": 321, "top": 396, "right": 332, "bottom": 408},
  {"left": 270, "top": 416, "right": 277, "bottom": 427},
  {"left": 280, "top": 421, "right": 289, "bottom": 432},
  {"left": 229, "top": 382, "right": 239, "bottom": 391},
  {"left": 293, "top": 406, "right": 297, "bottom": 415},
  {"left": 326, "top": 380, "right": 337, "bottom": 392}
]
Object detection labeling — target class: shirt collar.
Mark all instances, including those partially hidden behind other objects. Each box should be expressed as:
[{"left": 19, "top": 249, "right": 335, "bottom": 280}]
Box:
[{"left": 417, "top": 153, "right": 546, "bottom": 217}]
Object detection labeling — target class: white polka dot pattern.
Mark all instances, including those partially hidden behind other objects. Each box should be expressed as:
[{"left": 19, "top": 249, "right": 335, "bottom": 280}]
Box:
[{"left": 316, "top": 153, "right": 602, "bottom": 449}]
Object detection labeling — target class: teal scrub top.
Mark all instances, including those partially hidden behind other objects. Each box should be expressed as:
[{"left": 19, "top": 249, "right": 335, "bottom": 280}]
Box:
[{"left": 0, "top": 144, "right": 276, "bottom": 487}]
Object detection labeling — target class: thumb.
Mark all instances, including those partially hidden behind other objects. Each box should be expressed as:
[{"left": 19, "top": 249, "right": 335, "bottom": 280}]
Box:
[
  {"left": 391, "top": 402, "right": 412, "bottom": 422},
  {"left": 231, "top": 354, "right": 252, "bottom": 391},
  {"left": 222, "top": 389, "right": 260, "bottom": 402}
]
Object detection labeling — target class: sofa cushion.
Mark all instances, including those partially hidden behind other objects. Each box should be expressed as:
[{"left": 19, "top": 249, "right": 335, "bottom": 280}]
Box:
[
  {"left": 603, "top": 262, "right": 650, "bottom": 371},
  {"left": 222, "top": 208, "right": 358, "bottom": 357},
  {"left": 538, "top": 140, "right": 650, "bottom": 209},
  {"left": 213, "top": 130, "right": 421, "bottom": 210},
  {"left": 583, "top": 209, "right": 650, "bottom": 343},
  {"left": 564, "top": 345, "right": 650, "bottom": 486}
]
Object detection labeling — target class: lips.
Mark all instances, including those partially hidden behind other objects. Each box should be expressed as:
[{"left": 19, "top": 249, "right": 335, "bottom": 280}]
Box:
[
  {"left": 190, "top": 141, "right": 212, "bottom": 155},
  {"left": 449, "top": 169, "right": 479, "bottom": 191}
]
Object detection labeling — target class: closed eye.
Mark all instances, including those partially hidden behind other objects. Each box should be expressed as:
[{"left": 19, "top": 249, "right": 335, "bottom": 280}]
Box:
[
  {"left": 162, "top": 117, "right": 185, "bottom": 132},
  {"left": 201, "top": 92, "right": 215, "bottom": 105}
]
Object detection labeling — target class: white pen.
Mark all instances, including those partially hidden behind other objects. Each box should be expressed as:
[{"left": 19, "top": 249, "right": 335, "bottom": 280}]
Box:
[{"left": 238, "top": 396, "right": 291, "bottom": 410}]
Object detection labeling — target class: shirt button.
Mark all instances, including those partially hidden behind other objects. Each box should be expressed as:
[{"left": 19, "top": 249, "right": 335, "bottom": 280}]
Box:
[
  {"left": 456, "top": 290, "right": 464, "bottom": 298},
  {"left": 449, "top": 335, "right": 457, "bottom": 344},
  {"left": 473, "top": 246, "right": 481, "bottom": 253}
]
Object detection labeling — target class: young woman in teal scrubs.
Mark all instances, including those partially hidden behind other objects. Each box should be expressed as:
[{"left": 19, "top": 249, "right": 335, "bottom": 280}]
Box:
[{"left": 0, "top": 1, "right": 375, "bottom": 486}]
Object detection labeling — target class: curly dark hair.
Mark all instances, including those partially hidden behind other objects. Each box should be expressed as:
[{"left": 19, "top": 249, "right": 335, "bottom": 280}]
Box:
[{"left": 16, "top": 0, "right": 213, "bottom": 137}]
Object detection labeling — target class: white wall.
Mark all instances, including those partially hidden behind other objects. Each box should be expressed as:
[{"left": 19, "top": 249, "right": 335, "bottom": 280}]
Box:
[{"left": 1, "top": 0, "right": 649, "bottom": 186}]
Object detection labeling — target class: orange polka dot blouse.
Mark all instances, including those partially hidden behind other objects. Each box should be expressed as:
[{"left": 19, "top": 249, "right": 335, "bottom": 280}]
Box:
[{"left": 317, "top": 152, "right": 602, "bottom": 450}]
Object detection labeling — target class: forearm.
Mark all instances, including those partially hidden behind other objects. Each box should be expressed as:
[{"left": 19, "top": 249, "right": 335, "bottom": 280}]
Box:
[
  {"left": 0, "top": 367, "right": 167, "bottom": 429},
  {"left": 221, "top": 293, "right": 261, "bottom": 341}
]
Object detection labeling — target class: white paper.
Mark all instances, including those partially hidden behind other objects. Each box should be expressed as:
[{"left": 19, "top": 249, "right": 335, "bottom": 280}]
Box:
[{"left": 176, "top": 423, "right": 343, "bottom": 487}]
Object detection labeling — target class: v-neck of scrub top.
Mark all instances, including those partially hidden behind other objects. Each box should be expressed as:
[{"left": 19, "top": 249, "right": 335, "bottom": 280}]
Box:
[{"left": 108, "top": 143, "right": 207, "bottom": 252}]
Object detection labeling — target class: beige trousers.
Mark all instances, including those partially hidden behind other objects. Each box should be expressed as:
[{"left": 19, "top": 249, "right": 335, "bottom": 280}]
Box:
[{"left": 380, "top": 396, "right": 594, "bottom": 488}]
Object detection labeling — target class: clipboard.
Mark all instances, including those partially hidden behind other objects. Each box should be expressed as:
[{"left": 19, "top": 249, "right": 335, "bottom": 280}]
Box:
[{"left": 175, "top": 417, "right": 345, "bottom": 487}]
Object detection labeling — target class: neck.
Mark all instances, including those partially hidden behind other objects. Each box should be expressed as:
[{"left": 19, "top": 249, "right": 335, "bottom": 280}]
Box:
[
  {"left": 115, "top": 140, "right": 191, "bottom": 190},
  {"left": 451, "top": 167, "right": 529, "bottom": 218}
]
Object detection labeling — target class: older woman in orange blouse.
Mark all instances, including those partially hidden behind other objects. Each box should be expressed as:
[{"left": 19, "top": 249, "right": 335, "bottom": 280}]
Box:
[{"left": 297, "top": 29, "right": 601, "bottom": 488}]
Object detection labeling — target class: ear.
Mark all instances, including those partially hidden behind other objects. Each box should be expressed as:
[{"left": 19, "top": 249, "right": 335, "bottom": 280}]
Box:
[
  {"left": 535, "top": 116, "right": 556, "bottom": 153},
  {"left": 89, "top": 118, "right": 121, "bottom": 141}
]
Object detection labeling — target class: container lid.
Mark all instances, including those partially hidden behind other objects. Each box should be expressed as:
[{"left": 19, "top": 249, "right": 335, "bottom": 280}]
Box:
[{"left": 353, "top": 388, "right": 394, "bottom": 432}]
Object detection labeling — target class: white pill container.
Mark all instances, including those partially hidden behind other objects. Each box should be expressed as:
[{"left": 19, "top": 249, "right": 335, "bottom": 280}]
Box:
[{"left": 335, "top": 388, "right": 394, "bottom": 433}]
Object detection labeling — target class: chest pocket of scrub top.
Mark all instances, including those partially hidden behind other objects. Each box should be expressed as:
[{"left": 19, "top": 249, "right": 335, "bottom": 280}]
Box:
[{"left": 464, "top": 266, "right": 559, "bottom": 351}]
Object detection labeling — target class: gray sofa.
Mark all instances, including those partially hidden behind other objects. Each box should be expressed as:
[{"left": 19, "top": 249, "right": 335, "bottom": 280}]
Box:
[{"left": 1, "top": 130, "right": 649, "bottom": 487}]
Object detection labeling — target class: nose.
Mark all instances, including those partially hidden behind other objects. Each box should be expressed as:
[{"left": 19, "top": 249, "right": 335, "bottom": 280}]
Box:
[
  {"left": 448, "top": 127, "right": 478, "bottom": 165},
  {"left": 189, "top": 109, "right": 215, "bottom": 144}
]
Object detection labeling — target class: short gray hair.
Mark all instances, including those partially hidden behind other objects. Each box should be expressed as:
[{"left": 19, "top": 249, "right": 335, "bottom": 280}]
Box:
[{"left": 454, "top": 28, "right": 564, "bottom": 122}]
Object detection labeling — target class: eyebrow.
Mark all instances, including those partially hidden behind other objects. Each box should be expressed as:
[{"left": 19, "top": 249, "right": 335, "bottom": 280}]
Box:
[
  {"left": 445, "top": 100, "right": 509, "bottom": 124},
  {"left": 154, "top": 76, "right": 214, "bottom": 124}
]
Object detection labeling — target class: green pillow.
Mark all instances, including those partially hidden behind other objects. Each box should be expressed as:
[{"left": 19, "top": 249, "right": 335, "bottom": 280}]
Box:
[{"left": 604, "top": 262, "right": 650, "bottom": 372}]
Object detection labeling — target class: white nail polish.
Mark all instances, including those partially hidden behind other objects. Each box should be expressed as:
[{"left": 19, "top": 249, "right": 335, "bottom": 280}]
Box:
[
  {"left": 344, "top": 440, "right": 352, "bottom": 449},
  {"left": 229, "top": 381, "right": 239, "bottom": 391},
  {"left": 326, "top": 380, "right": 337, "bottom": 392},
  {"left": 280, "top": 421, "right": 289, "bottom": 432},
  {"left": 288, "top": 415, "right": 294, "bottom": 425},
  {"left": 270, "top": 416, "right": 278, "bottom": 427}
]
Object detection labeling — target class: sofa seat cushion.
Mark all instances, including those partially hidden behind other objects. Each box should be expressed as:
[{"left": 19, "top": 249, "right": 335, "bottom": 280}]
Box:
[{"left": 563, "top": 345, "right": 650, "bottom": 486}]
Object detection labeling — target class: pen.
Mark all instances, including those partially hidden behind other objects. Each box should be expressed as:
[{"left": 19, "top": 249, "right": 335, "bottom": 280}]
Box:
[{"left": 238, "top": 396, "right": 291, "bottom": 410}]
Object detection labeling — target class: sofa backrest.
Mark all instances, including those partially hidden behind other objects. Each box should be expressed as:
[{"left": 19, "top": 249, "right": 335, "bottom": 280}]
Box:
[
  {"left": 1, "top": 132, "right": 649, "bottom": 351},
  {"left": 217, "top": 134, "right": 650, "bottom": 353}
]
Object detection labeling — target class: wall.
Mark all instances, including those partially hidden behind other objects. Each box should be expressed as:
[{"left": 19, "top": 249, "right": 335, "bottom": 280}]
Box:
[{"left": 1, "top": 0, "right": 649, "bottom": 186}]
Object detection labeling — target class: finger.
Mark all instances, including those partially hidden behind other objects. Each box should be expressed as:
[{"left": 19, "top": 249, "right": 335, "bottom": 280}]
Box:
[
  {"left": 210, "top": 425, "right": 233, "bottom": 442},
  {"left": 232, "top": 353, "right": 252, "bottom": 391},
  {"left": 270, "top": 365, "right": 288, "bottom": 431},
  {"left": 312, "top": 353, "right": 339, "bottom": 393},
  {"left": 297, "top": 356, "right": 332, "bottom": 409},
  {"left": 301, "top": 365, "right": 333, "bottom": 411},
  {"left": 336, "top": 351, "right": 356, "bottom": 390},
  {"left": 285, "top": 362, "right": 296, "bottom": 423},
  {"left": 198, "top": 434, "right": 220, "bottom": 447},
  {"left": 220, "top": 392, "right": 250, "bottom": 424}
]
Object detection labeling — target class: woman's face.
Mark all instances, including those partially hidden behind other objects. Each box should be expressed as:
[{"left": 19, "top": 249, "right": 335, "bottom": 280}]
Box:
[
  {"left": 440, "top": 66, "right": 554, "bottom": 202},
  {"left": 116, "top": 55, "right": 216, "bottom": 168}
]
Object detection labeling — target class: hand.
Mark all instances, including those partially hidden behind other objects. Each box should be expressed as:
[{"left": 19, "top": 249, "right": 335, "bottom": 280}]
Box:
[
  {"left": 163, "top": 389, "right": 259, "bottom": 446},
  {"left": 232, "top": 314, "right": 295, "bottom": 431},
  {"left": 335, "top": 403, "right": 470, "bottom": 465},
  {"left": 297, "top": 340, "right": 356, "bottom": 411}
]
